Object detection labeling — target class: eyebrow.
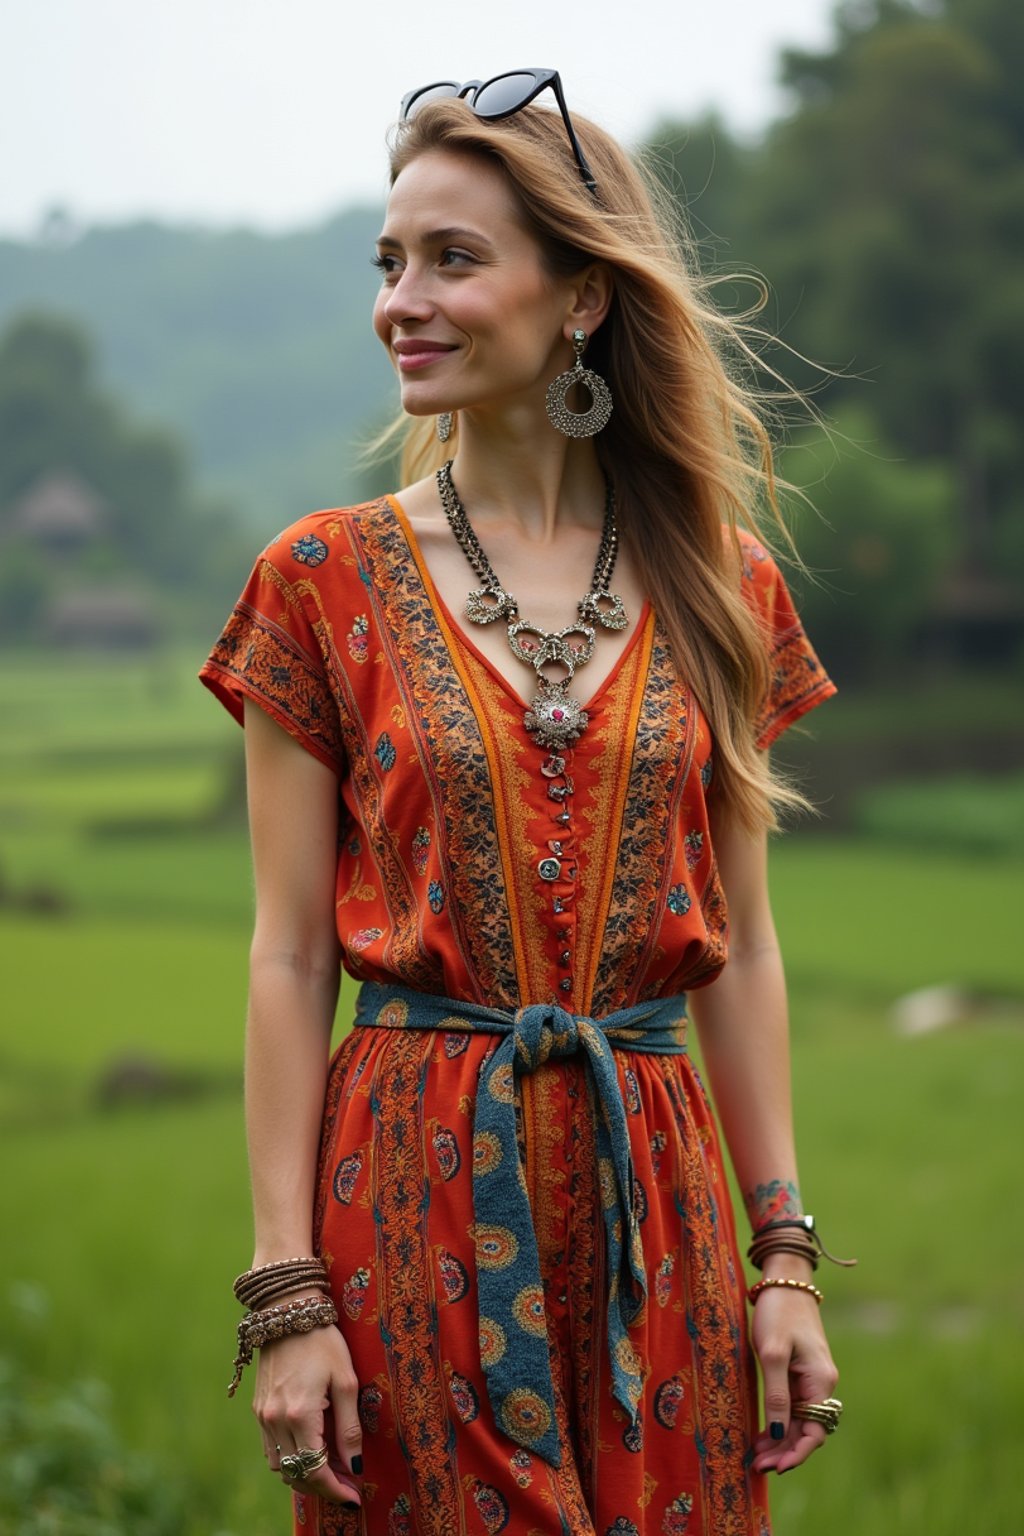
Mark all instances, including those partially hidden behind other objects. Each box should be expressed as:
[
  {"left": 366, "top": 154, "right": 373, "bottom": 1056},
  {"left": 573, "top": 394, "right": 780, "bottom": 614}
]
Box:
[{"left": 375, "top": 225, "right": 496, "bottom": 252}]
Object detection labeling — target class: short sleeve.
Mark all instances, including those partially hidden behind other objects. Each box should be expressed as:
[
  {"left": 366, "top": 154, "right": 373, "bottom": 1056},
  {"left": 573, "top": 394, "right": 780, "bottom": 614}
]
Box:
[
  {"left": 739, "top": 535, "right": 837, "bottom": 750},
  {"left": 198, "top": 539, "right": 345, "bottom": 776}
]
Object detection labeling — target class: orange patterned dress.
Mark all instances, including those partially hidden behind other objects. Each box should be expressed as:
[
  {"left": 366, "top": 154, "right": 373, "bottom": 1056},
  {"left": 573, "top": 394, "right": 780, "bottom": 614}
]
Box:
[{"left": 200, "top": 494, "right": 835, "bottom": 1536}]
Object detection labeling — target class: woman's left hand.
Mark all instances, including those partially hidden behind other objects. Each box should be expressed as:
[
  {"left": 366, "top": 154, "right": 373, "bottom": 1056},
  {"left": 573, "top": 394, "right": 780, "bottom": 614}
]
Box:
[{"left": 749, "top": 1287, "right": 840, "bottom": 1475}]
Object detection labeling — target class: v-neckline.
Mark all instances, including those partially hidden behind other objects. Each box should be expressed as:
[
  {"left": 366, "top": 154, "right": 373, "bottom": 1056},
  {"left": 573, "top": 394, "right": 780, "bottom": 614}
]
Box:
[{"left": 387, "top": 493, "right": 653, "bottom": 717}]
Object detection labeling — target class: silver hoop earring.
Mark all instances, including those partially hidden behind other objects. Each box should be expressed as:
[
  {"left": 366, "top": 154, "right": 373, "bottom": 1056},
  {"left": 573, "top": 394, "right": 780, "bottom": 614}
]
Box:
[
  {"left": 545, "top": 330, "right": 613, "bottom": 439},
  {"left": 437, "top": 412, "right": 454, "bottom": 443}
]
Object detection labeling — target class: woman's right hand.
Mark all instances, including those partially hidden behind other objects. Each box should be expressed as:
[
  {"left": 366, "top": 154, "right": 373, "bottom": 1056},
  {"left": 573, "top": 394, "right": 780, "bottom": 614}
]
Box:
[{"left": 253, "top": 1309, "right": 363, "bottom": 1509}]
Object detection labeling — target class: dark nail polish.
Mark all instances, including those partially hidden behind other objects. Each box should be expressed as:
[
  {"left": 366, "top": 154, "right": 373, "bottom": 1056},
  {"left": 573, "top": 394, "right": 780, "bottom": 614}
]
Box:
[
  {"left": 351, "top": 1454, "right": 363, "bottom": 1475},
  {"left": 770, "top": 1421, "right": 785, "bottom": 1440}
]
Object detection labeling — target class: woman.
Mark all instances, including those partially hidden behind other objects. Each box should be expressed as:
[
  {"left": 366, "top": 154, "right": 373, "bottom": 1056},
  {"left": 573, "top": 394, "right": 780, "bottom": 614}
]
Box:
[{"left": 201, "top": 72, "right": 845, "bottom": 1536}]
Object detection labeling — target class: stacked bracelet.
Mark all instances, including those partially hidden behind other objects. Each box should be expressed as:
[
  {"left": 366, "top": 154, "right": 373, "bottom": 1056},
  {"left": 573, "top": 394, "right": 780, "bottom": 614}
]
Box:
[
  {"left": 748, "top": 1276, "right": 824, "bottom": 1306},
  {"left": 233, "top": 1256, "right": 330, "bottom": 1309},
  {"left": 227, "top": 1294, "right": 339, "bottom": 1397},
  {"left": 228, "top": 1258, "right": 335, "bottom": 1398},
  {"left": 746, "top": 1215, "right": 857, "bottom": 1273}
]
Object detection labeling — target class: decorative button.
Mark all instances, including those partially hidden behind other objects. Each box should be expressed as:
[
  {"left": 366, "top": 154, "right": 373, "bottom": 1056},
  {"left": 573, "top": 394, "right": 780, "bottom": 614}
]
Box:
[
  {"left": 559, "top": 950, "right": 571, "bottom": 966},
  {"left": 558, "top": 1292, "right": 568, "bottom": 1304},
  {"left": 559, "top": 977, "right": 573, "bottom": 992},
  {"left": 541, "top": 754, "right": 567, "bottom": 779},
  {"left": 538, "top": 857, "right": 562, "bottom": 882},
  {"left": 548, "top": 781, "right": 573, "bottom": 802},
  {"left": 552, "top": 810, "right": 570, "bottom": 826}
]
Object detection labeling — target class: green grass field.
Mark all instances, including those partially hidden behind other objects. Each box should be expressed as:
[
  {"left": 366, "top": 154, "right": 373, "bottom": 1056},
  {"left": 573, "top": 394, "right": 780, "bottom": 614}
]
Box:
[{"left": 2, "top": 653, "right": 1023, "bottom": 1534}]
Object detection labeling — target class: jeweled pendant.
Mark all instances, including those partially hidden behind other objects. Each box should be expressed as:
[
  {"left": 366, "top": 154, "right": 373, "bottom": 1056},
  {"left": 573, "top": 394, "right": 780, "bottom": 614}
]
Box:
[
  {"left": 508, "top": 619, "right": 595, "bottom": 675},
  {"left": 523, "top": 685, "right": 589, "bottom": 748}
]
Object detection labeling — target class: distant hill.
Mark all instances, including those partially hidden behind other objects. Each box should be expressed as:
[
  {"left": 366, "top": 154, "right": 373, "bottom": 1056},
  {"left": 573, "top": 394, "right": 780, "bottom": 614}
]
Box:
[{"left": 0, "top": 206, "right": 397, "bottom": 526}]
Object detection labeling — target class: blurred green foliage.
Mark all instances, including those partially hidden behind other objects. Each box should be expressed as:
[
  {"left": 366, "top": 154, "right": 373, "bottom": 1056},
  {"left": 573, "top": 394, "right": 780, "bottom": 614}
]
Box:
[
  {"left": 0, "top": 209, "right": 384, "bottom": 521},
  {"left": 647, "top": 0, "right": 1024, "bottom": 682},
  {"left": 1, "top": 1288, "right": 186, "bottom": 1536},
  {"left": 854, "top": 772, "right": 1024, "bottom": 854},
  {"left": 781, "top": 408, "right": 959, "bottom": 682},
  {"left": 0, "top": 316, "right": 252, "bottom": 644}
]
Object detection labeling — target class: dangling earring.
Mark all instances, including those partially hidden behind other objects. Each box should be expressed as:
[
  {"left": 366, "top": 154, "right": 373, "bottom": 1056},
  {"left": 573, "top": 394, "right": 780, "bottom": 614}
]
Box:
[
  {"left": 437, "top": 412, "right": 454, "bottom": 444},
  {"left": 545, "top": 329, "right": 613, "bottom": 439}
]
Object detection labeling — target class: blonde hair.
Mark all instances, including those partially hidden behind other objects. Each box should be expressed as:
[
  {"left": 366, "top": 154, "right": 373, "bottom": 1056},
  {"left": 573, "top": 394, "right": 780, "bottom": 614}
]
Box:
[{"left": 385, "top": 99, "right": 807, "bottom": 831}]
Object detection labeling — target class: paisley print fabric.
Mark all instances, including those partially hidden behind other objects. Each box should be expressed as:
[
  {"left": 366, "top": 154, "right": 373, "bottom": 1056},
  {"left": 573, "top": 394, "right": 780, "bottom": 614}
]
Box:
[
  {"left": 355, "top": 981, "right": 689, "bottom": 1469},
  {"left": 199, "top": 496, "right": 834, "bottom": 1535}
]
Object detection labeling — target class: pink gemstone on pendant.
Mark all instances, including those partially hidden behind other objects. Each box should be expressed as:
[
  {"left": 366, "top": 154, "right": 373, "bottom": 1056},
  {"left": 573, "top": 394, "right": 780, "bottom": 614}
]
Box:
[{"left": 551, "top": 708, "right": 565, "bottom": 721}]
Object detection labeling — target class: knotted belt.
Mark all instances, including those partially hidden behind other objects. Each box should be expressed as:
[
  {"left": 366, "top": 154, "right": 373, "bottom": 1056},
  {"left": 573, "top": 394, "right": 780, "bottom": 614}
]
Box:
[{"left": 354, "top": 981, "right": 688, "bottom": 1467}]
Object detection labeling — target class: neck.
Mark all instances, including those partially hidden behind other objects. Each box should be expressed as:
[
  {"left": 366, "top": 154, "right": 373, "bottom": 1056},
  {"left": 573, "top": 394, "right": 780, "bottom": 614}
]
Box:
[{"left": 443, "top": 411, "right": 607, "bottom": 543}]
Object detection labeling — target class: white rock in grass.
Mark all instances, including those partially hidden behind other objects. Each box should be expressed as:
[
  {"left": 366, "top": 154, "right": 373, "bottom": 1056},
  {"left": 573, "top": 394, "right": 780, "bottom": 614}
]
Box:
[{"left": 891, "top": 985, "right": 971, "bottom": 1036}]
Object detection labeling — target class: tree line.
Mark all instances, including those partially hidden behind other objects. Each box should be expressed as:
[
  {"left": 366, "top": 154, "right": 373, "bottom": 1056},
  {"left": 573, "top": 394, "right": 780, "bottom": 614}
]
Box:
[
  {"left": 646, "top": 0, "right": 1024, "bottom": 679},
  {"left": 0, "top": 316, "right": 247, "bottom": 643},
  {"left": 0, "top": 0, "right": 1020, "bottom": 680}
]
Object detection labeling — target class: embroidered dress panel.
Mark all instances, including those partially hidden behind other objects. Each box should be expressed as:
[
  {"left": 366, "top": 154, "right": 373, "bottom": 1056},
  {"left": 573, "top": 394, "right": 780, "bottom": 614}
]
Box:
[
  {"left": 199, "top": 494, "right": 835, "bottom": 1535},
  {"left": 200, "top": 496, "right": 834, "bottom": 1010}
]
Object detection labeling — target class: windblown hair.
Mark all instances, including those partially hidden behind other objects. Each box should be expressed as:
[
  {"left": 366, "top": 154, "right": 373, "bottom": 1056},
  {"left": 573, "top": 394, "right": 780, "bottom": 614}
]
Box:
[{"left": 385, "top": 99, "right": 808, "bottom": 831}]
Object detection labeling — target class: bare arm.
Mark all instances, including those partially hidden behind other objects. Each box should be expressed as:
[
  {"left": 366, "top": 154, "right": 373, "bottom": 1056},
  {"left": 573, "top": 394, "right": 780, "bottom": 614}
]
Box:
[
  {"left": 243, "top": 699, "right": 341, "bottom": 1261},
  {"left": 689, "top": 816, "right": 838, "bottom": 1475},
  {"left": 241, "top": 700, "right": 362, "bottom": 1508},
  {"left": 689, "top": 820, "right": 802, "bottom": 1234}
]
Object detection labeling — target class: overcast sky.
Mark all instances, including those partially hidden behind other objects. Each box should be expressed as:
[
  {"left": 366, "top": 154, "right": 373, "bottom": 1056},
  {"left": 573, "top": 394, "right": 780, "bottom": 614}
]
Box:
[{"left": 1, "top": 0, "right": 838, "bottom": 237}]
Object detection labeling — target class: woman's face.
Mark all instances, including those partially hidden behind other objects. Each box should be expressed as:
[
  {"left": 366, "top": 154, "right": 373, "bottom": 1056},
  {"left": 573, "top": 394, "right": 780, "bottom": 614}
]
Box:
[{"left": 372, "top": 149, "right": 576, "bottom": 421}]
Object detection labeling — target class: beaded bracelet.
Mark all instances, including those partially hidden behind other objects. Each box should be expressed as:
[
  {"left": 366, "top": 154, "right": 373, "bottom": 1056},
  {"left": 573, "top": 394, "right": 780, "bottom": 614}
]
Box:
[
  {"left": 240, "top": 1295, "right": 339, "bottom": 1348},
  {"left": 227, "top": 1294, "right": 339, "bottom": 1397},
  {"left": 747, "top": 1276, "right": 824, "bottom": 1305}
]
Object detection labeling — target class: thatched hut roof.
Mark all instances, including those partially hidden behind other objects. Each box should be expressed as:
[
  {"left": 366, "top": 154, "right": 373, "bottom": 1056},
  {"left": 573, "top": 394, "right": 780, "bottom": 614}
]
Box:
[
  {"left": 45, "top": 584, "right": 159, "bottom": 649},
  {"left": 11, "top": 471, "right": 105, "bottom": 546}
]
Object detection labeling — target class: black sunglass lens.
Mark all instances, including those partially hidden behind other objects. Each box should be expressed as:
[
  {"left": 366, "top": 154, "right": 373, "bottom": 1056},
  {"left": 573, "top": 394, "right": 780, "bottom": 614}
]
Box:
[
  {"left": 472, "top": 73, "right": 539, "bottom": 118},
  {"left": 404, "top": 82, "right": 461, "bottom": 119}
]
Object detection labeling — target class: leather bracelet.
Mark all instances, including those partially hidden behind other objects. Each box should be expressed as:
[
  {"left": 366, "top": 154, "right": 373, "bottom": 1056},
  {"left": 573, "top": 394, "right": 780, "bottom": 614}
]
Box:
[
  {"left": 234, "top": 1257, "right": 328, "bottom": 1307},
  {"left": 239, "top": 1276, "right": 331, "bottom": 1311},
  {"left": 747, "top": 1276, "right": 824, "bottom": 1305},
  {"left": 747, "top": 1237, "right": 820, "bottom": 1272},
  {"left": 747, "top": 1215, "right": 856, "bottom": 1270}
]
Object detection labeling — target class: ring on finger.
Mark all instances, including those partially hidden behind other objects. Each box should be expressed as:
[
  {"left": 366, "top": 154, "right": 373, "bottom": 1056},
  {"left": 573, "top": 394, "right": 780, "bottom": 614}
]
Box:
[
  {"left": 791, "top": 1397, "right": 843, "bottom": 1434},
  {"left": 280, "top": 1446, "right": 330, "bottom": 1480},
  {"left": 792, "top": 1411, "right": 841, "bottom": 1433}
]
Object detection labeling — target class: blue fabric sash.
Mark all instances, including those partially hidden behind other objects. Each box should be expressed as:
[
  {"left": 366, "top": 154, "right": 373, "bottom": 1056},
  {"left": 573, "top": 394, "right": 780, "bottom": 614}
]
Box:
[{"left": 354, "top": 981, "right": 689, "bottom": 1467}]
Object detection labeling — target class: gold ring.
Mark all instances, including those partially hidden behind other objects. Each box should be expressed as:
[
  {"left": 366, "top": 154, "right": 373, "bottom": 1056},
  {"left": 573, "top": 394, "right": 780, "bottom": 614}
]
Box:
[
  {"left": 791, "top": 1397, "right": 843, "bottom": 1434},
  {"left": 279, "top": 1446, "right": 329, "bottom": 1480}
]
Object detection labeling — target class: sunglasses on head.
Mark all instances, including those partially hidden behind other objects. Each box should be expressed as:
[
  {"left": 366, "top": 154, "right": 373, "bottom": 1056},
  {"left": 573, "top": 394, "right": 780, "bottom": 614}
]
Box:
[{"left": 400, "top": 68, "right": 598, "bottom": 199}]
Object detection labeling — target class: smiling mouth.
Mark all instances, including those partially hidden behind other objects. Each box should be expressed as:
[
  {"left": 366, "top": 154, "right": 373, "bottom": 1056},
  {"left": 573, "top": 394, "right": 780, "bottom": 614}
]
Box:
[{"left": 393, "top": 342, "right": 457, "bottom": 371}]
